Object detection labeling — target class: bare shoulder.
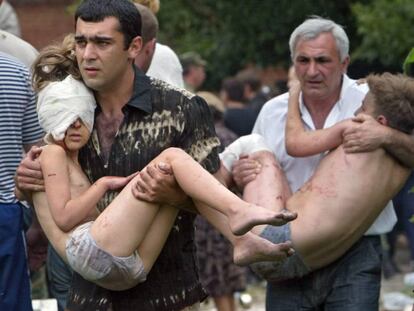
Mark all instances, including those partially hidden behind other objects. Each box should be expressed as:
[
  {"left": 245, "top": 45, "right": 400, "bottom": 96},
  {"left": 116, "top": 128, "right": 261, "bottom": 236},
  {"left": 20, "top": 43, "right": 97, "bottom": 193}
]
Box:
[{"left": 39, "top": 145, "right": 67, "bottom": 161}]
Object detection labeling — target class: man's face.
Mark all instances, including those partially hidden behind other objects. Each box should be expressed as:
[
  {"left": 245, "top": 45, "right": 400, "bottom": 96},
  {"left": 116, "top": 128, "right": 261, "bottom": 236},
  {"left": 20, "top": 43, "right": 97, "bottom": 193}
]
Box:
[
  {"left": 293, "top": 32, "right": 349, "bottom": 102},
  {"left": 355, "top": 91, "right": 377, "bottom": 117},
  {"left": 189, "top": 65, "right": 206, "bottom": 89},
  {"left": 75, "top": 17, "right": 138, "bottom": 92}
]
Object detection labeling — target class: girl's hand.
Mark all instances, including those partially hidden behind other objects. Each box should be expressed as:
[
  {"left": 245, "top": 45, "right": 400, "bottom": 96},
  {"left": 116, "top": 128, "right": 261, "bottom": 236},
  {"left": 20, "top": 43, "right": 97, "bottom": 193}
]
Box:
[{"left": 103, "top": 172, "right": 138, "bottom": 191}]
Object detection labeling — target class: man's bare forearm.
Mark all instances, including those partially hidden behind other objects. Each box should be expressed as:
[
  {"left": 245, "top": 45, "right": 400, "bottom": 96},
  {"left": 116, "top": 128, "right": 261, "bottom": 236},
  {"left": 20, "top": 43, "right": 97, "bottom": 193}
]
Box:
[
  {"left": 384, "top": 128, "right": 414, "bottom": 168},
  {"left": 14, "top": 184, "right": 33, "bottom": 204}
]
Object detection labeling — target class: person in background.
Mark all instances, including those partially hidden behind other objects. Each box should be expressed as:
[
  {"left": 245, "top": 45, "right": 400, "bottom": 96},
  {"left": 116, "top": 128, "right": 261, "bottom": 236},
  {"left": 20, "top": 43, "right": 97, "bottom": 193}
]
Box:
[
  {"left": 383, "top": 172, "right": 414, "bottom": 278},
  {"left": 0, "top": 52, "right": 43, "bottom": 310},
  {"left": 134, "top": 0, "right": 184, "bottom": 88},
  {"left": 0, "top": 0, "right": 21, "bottom": 37},
  {"left": 221, "top": 77, "right": 256, "bottom": 137},
  {"left": 181, "top": 51, "right": 207, "bottom": 92},
  {"left": 236, "top": 68, "right": 269, "bottom": 117},
  {"left": 0, "top": 29, "right": 37, "bottom": 67},
  {"left": 195, "top": 91, "right": 245, "bottom": 311},
  {"left": 0, "top": 27, "right": 50, "bottom": 302},
  {"left": 134, "top": 3, "right": 157, "bottom": 73}
]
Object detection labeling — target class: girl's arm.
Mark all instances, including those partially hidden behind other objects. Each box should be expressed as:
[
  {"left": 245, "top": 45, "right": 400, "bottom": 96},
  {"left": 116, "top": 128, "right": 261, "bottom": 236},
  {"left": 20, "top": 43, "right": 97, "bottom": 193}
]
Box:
[
  {"left": 285, "top": 80, "right": 350, "bottom": 157},
  {"left": 41, "top": 145, "right": 133, "bottom": 232}
]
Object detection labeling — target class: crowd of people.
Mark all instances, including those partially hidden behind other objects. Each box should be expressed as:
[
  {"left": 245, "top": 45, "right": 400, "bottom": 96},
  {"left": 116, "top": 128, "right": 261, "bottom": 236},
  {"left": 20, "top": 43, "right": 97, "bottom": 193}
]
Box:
[{"left": 1, "top": 1, "right": 414, "bottom": 311}]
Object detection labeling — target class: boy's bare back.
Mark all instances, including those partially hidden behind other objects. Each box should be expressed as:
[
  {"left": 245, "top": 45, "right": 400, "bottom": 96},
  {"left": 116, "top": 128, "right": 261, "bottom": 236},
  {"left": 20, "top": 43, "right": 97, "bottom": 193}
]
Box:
[{"left": 288, "top": 145, "right": 410, "bottom": 269}]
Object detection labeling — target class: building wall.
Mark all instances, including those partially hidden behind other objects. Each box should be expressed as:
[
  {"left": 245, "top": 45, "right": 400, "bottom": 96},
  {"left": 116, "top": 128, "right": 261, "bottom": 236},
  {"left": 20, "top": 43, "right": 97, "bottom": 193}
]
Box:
[{"left": 10, "top": 0, "right": 74, "bottom": 50}]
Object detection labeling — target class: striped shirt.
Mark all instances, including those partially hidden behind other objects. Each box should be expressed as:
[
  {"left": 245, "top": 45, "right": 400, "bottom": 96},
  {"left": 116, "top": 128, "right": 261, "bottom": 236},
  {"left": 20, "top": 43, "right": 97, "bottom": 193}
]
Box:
[{"left": 0, "top": 53, "right": 43, "bottom": 203}]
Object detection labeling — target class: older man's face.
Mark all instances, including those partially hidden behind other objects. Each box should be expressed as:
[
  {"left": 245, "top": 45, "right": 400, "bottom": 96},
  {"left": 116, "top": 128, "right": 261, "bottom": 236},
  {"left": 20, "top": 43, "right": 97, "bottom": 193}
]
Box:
[{"left": 293, "top": 32, "right": 349, "bottom": 102}]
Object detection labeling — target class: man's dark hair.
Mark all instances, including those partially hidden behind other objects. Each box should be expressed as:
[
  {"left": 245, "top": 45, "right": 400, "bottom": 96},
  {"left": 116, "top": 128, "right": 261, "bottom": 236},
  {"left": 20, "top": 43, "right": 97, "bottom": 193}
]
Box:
[
  {"left": 222, "top": 78, "right": 245, "bottom": 103},
  {"left": 75, "top": 0, "right": 142, "bottom": 49},
  {"left": 134, "top": 3, "right": 158, "bottom": 45}
]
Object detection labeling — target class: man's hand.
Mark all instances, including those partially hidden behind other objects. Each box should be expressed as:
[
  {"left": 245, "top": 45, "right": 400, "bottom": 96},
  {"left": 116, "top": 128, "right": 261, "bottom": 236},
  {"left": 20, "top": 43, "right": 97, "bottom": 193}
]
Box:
[
  {"left": 231, "top": 155, "right": 262, "bottom": 191},
  {"left": 342, "top": 114, "right": 388, "bottom": 153},
  {"left": 131, "top": 162, "right": 188, "bottom": 206},
  {"left": 15, "top": 146, "right": 44, "bottom": 193}
]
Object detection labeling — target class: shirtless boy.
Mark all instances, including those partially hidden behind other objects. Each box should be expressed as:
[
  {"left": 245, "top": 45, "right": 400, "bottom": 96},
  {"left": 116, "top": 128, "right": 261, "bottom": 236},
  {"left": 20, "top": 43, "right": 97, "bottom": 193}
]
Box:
[{"left": 219, "top": 73, "right": 413, "bottom": 281}]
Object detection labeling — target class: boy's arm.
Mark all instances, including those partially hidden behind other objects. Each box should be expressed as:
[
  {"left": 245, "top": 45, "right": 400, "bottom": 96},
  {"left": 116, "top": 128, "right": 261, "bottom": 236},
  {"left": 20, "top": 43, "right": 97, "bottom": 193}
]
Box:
[
  {"left": 42, "top": 145, "right": 133, "bottom": 232},
  {"left": 285, "top": 81, "right": 348, "bottom": 157}
]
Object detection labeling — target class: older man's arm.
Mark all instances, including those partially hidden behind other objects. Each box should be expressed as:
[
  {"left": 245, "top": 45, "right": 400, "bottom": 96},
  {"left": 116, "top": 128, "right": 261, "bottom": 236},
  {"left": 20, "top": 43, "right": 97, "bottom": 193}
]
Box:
[{"left": 343, "top": 114, "right": 414, "bottom": 168}]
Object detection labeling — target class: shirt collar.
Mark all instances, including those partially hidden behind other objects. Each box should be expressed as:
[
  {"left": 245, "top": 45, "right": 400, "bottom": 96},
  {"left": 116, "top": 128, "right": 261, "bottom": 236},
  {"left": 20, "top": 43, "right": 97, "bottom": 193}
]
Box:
[{"left": 126, "top": 65, "right": 152, "bottom": 114}]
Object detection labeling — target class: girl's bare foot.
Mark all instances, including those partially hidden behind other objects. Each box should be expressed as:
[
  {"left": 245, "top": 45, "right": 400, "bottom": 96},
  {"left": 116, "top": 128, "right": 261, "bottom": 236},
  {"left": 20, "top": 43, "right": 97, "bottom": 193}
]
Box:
[
  {"left": 233, "top": 232, "right": 294, "bottom": 266},
  {"left": 229, "top": 206, "right": 297, "bottom": 236}
]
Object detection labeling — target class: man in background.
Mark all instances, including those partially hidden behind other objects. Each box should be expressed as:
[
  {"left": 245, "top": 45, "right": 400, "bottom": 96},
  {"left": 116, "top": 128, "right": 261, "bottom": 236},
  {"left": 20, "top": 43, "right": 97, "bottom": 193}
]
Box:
[
  {"left": 181, "top": 51, "right": 207, "bottom": 92},
  {"left": 0, "top": 52, "right": 43, "bottom": 310}
]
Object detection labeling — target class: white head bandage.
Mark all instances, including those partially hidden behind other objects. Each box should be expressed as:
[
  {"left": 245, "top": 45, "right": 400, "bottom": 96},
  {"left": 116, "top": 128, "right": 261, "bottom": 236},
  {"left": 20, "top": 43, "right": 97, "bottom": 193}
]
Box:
[{"left": 37, "top": 75, "right": 96, "bottom": 143}]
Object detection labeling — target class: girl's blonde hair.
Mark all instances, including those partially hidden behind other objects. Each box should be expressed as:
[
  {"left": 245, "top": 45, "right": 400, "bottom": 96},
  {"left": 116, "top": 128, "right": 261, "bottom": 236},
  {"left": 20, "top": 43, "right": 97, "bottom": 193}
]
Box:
[{"left": 32, "top": 34, "right": 81, "bottom": 92}]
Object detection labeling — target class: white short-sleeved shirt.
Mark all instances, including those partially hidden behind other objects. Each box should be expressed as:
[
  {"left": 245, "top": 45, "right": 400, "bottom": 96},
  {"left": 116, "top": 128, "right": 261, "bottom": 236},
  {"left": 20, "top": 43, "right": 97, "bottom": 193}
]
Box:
[{"left": 253, "top": 74, "right": 396, "bottom": 235}]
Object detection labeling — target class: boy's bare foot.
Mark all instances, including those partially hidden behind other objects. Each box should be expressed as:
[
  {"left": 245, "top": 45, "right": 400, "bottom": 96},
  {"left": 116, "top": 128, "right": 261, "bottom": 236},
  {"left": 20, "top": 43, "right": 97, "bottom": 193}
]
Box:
[
  {"left": 233, "top": 232, "right": 294, "bottom": 266},
  {"left": 229, "top": 205, "right": 297, "bottom": 236}
]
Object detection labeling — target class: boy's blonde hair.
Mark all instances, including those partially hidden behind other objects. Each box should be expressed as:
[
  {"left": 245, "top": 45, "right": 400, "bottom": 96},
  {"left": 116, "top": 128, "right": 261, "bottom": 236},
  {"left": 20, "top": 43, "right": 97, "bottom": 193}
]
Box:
[{"left": 367, "top": 73, "right": 414, "bottom": 134}]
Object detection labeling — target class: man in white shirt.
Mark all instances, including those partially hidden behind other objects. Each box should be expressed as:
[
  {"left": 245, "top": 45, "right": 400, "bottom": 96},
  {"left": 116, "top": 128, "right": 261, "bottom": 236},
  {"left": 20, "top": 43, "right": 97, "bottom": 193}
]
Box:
[
  {"left": 0, "top": 29, "right": 38, "bottom": 68},
  {"left": 233, "top": 17, "right": 414, "bottom": 310},
  {"left": 0, "top": 0, "right": 20, "bottom": 37}
]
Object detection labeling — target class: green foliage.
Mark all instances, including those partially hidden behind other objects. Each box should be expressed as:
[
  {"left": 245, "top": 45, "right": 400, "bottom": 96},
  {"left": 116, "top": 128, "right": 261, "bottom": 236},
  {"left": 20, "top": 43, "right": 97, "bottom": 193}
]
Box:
[
  {"left": 351, "top": 0, "right": 414, "bottom": 70},
  {"left": 403, "top": 48, "right": 414, "bottom": 76},
  {"left": 157, "top": 0, "right": 359, "bottom": 89},
  {"left": 69, "top": 0, "right": 414, "bottom": 88}
]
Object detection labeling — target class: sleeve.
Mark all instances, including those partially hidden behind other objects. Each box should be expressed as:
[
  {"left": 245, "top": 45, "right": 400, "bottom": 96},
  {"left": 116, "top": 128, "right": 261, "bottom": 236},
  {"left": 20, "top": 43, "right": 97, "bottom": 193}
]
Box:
[
  {"left": 21, "top": 69, "right": 43, "bottom": 145},
  {"left": 178, "top": 95, "right": 221, "bottom": 174}
]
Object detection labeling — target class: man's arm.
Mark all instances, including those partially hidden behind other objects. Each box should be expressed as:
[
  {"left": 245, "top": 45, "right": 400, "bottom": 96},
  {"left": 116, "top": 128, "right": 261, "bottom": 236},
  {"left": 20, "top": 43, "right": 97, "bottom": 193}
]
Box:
[
  {"left": 285, "top": 80, "right": 348, "bottom": 157},
  {"left": 15, "top": 146, "right": 44, "bottom": 201},
  {"left": 131, "top": 162, "right": 190, "bottom": 207},
  {"left": 343, "top": 114, "right": 414, "bottom": 168}
]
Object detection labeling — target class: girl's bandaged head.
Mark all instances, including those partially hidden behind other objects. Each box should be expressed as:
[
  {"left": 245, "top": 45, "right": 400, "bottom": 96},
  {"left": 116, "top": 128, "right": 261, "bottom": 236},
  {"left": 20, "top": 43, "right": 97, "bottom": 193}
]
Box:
[{"left": 37, "top": 75, "right": 96, "bottom": 143}]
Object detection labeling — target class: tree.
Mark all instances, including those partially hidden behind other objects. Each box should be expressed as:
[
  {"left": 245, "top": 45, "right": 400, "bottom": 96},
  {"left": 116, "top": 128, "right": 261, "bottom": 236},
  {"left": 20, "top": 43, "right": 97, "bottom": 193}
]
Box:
[
  {"left": 351, "top": 0, "right": 414, "bottom": 72},
  {"left": 157, "top": 0, "right": 360, "bottom": 89}
]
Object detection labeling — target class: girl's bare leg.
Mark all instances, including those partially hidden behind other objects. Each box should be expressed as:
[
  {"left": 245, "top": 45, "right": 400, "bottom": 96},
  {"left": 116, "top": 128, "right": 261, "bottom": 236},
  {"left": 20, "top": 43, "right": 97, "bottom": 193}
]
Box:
[
  {"left": 195, "top": 200, "right": 294, "bottom": 266},
  {"left": 136, "top": 205, "right": 178, "bottom": 272},
  {"left": 89, "top": 177, "right": 162, "bottom": 257},
  {"left": 242, "top": 150, "right": 293, "bottom": 235},
  {"left": 89, "top": 147, "right": 294, "bottom": 264},
  {"left": 163, "top": 148, "right": 295, "bottom": 235}
]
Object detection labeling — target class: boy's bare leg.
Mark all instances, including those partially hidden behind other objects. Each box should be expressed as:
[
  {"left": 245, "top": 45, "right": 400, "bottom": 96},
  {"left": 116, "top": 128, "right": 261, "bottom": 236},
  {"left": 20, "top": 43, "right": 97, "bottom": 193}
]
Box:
[
  {"left": 195, "top": 200, "right": 294, "bottom": 266},
  {"left": 163, "top": 148, "right": 296, "bottom": 235},
  {"left": 241, "top": 151, "right": 293, "bottom": 235}
]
